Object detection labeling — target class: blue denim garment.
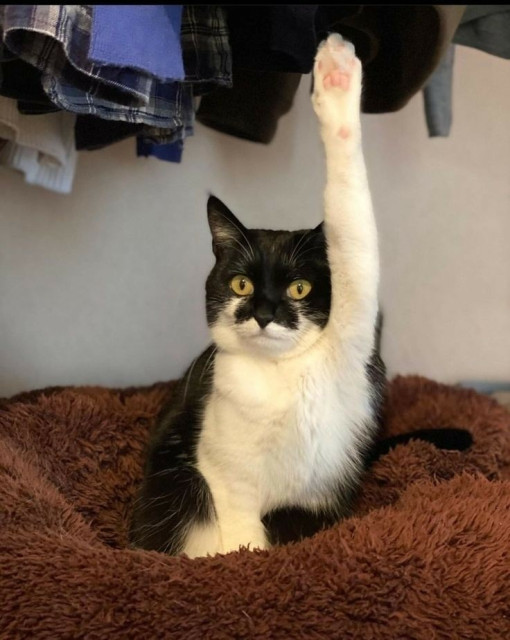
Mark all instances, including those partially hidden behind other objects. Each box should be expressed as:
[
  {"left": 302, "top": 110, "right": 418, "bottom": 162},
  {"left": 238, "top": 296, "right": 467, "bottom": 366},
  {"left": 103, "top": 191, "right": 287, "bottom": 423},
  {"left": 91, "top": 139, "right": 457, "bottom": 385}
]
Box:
[
  {"left": 89, "top": 6, "right": 184, "bottom": 81},
  {"left": 137, "top": 138, "right": 185, "bottom": 163}
]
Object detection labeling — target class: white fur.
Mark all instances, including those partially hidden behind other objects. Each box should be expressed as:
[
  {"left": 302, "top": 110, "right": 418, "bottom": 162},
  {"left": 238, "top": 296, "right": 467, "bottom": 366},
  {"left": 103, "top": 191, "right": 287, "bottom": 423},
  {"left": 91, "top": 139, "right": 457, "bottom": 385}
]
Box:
[{"left": 183, "top": 35, "right": 379, "bottom": 558}]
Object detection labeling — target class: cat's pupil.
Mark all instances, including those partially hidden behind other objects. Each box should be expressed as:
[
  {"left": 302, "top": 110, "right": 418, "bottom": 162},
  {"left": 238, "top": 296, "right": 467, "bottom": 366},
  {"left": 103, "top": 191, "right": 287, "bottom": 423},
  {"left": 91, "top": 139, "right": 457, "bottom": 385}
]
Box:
[
  {"left": 297, "top": 283, "right": 303, "bottom": 294},
  {"left": 240, "top": 279, "right": 246, "bottom": 290}
]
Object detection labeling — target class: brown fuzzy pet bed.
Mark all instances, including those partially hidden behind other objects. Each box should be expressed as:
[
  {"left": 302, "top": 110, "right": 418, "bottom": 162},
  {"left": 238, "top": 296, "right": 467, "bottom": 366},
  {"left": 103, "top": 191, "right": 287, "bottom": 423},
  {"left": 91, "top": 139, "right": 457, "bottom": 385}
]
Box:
[{"left": 1, "top": 375, "right": 510, "bottom": 640}]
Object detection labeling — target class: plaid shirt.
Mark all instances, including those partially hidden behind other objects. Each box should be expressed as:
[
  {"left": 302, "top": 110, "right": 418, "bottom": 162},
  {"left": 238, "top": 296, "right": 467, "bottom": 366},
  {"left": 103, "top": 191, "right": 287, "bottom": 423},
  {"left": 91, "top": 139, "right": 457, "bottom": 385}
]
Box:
[{"left": 0, "top": 5, "right": 231, "bottom": 132}]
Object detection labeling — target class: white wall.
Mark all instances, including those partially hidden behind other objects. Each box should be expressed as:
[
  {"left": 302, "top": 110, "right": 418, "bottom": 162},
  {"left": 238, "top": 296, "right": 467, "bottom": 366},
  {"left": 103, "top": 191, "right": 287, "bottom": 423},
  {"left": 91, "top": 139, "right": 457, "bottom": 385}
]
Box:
[{"left": 1, "top": 46, "right": 509, "bottom": 397}]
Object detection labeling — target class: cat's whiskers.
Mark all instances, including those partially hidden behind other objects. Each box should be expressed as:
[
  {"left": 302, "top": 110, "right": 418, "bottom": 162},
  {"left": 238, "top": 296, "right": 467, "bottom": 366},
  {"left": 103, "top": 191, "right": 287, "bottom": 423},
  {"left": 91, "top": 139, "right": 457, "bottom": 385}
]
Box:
[
  {"left": 289, "top": 230, "right": 315, "bottom": 265},
  {"left": 146, "top": 468, "right": 177, "bottom": 479},
  {"left": 217, "top": 212, "right": 256, "bottom": 260},
  {"left": 182, "top": 356, "right": 200, "bottom": 404},
  {"left": 292, "top": 245, "right": 323, "bottom": 262},
  {"left": 130, "top": 493, "right": 170, "bottom": 509},
  {"left": 200, "top": 347, "right": 218, "bottom": 383},
  {"left": 229, "top": 237, "right": 254, "bottom": 264},
  {"left": 131, "top": 510, "right": 181, "bottom": 536}
]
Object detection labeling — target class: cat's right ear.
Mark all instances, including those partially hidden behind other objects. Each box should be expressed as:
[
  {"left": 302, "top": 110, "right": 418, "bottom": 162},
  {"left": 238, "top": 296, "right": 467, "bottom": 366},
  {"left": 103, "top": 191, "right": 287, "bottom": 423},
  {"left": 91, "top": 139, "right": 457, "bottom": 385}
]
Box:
[{"left": 207, "top": 195, "right": 247, "bottom": 258}]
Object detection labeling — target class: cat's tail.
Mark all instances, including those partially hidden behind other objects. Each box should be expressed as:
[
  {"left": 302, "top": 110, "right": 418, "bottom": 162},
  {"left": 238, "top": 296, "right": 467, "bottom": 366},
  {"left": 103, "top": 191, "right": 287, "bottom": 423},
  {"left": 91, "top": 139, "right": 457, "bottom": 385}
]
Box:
[{"left": 364, "top": 427, "right": 473, "bottom": 469}]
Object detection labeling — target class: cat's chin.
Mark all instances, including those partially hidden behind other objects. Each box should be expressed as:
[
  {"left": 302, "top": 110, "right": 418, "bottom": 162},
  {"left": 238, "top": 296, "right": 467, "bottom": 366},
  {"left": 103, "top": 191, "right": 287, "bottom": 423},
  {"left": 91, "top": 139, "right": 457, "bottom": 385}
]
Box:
[
  {"left": 211, "top": 325, "right": 294, "bottom": 357},
  {"left": 244, "top": 331, "right": 296, "bottom": 356},
  {"left": 210, "top": 319, "right": 323, "bottom": 359}
]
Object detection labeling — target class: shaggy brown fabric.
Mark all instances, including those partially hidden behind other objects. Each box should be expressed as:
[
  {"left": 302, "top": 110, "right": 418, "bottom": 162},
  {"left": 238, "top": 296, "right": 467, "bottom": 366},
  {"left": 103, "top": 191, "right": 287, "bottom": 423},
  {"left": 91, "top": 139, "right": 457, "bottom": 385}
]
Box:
[{"left": 1, "top": 376, "right": 510, "bottom": 639}]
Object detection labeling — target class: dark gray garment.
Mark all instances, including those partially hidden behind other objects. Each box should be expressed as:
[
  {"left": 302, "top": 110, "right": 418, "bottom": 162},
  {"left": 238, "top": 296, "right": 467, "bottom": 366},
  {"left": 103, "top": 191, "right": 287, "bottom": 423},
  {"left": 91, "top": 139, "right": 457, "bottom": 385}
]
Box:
[
  {"left": 423, "top": 6, "right": 510, "bottom": 137},
  {"left": 455, "top": 5, "right": 510, "bottom": 58},
  {"left": 423, "top": 45, "right": 455, "bottom": 137}
]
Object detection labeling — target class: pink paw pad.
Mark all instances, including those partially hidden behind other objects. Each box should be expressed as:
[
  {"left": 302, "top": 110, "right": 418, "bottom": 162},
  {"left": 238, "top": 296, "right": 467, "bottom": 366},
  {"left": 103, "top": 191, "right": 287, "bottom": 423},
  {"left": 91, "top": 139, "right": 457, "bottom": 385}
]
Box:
[
  {"left": 337, "top": 126, "right": 350, "bottom": 139},
  {"left": 323, "top": 70, "right": 351, "bottom": 91}
]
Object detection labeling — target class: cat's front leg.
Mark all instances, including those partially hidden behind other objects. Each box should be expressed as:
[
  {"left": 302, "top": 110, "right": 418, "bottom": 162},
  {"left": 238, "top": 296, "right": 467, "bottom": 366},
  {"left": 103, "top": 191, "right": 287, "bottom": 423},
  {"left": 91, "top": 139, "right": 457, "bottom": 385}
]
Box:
[
  {"left": 183, "top": 510, "right": 269, "bottom": 558},
  {"left": 312, "top": 35, "right": 379, "bottom": 361},
  {"left": 182, "top": 475, "right": 269, "bottom": 558},
  {"left": 312, "top": 34, "right": 362, "bottom": 152},
  {"left": 217, "top": 509, "right": 269, "bottom": 556},
  {"left": 183, "top": 508, "right": 268, "bottom": 558}
]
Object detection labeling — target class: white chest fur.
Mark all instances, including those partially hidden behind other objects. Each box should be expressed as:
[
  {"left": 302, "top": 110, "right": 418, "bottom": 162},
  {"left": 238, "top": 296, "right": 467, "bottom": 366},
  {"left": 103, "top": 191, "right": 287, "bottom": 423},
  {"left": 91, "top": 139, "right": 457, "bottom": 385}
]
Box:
[{"left": 197, "top": 343, "right": 373, "bottom": 516}]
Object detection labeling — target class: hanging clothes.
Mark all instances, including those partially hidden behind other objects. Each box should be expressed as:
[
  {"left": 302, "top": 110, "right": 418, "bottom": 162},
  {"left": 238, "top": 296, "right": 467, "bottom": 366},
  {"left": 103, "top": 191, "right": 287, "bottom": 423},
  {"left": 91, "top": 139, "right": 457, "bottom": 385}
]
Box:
[
  {"left": 423, "top": 6, "right": 510, "bottom": 137},
  {"left": 197, "top": 70, "right": 301, "bottom": 144},
  {"left": 0, "top": 95, "right": 76, "bottom": 193},
  {"left": 75, "top": 5, "right": 232, "bottom": 158},
  {"left": 89, "top": 5, "right": 185, "bottom": 81},
  {"left": 0, "top": 52, "right": 59, "bottom": 115},
  {"left": 0, "top": 4, "right": 233, "bottom": 181},
  {"left": 1, "top": 4, "right": 508, "bottom": 190},
  {"left": 423, "top": 45, "right": 455, "bottom": 137},
  {"left": 1, "top": 6, "right": 154, "bottom": 104},
  {"left": 197, "top": 5, "right": 465, "bottom": 144}
]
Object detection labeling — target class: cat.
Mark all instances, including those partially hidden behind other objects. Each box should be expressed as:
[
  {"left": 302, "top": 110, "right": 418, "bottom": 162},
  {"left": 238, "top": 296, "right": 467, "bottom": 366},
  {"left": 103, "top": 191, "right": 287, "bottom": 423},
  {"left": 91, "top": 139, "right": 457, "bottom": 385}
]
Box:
[{"left": 130, "top": 35, "right": 471, "bottom": 558}]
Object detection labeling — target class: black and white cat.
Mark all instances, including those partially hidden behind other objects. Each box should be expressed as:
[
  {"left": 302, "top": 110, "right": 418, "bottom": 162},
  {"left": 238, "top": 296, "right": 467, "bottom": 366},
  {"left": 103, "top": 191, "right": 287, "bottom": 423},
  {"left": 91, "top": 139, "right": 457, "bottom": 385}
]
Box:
[{"left": 130, "top": 35, "right": 469, "bottom": 557}]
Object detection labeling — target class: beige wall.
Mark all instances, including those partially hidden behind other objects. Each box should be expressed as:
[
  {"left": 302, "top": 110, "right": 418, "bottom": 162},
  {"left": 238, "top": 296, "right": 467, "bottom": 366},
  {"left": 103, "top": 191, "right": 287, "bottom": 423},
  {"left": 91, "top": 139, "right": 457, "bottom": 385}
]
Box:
[{"left": 1, "top": 45, "right": 509, "bottom": 397}]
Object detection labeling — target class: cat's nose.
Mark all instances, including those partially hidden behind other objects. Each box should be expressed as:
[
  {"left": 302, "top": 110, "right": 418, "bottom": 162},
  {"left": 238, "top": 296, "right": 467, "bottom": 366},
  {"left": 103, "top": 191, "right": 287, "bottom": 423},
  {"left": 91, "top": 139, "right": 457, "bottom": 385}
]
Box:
[{"left": 254, "top": 307, "right": 275, "bottom": 329}]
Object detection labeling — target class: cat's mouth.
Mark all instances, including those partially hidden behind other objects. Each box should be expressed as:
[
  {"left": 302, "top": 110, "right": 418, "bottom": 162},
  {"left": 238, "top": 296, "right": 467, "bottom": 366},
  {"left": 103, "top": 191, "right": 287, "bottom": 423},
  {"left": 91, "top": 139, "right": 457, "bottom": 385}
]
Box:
[
  {"left": 254, "top": 328, "right": 281, "bottom": 339},
  {"left": 251, "top": 333, "right": 283, "bottom": 346},
  {"left": 238, "top": 322, "right": 297, "bottom": 353},
  {"left": 242, "top": 322, "right": 288, "bottom": 341}
]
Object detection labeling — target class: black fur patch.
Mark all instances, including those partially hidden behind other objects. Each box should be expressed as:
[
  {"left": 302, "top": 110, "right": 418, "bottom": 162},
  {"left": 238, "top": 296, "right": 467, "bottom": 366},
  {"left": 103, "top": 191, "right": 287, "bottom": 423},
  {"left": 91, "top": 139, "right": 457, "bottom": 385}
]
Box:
[{"left": 129, "top": 346, "right": 217, "bottom": 554}]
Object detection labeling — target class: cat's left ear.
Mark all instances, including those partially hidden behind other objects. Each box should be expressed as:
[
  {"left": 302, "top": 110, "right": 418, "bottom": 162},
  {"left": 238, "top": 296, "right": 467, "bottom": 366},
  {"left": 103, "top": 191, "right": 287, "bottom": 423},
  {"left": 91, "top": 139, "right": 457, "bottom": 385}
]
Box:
[{"left": 207, "top": 195, "right": 248, "bottom": 258}]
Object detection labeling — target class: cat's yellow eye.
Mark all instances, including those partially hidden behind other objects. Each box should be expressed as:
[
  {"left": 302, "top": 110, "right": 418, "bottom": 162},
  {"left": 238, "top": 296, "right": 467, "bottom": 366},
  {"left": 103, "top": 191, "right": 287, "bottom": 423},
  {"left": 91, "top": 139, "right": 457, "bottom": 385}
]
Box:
[
  {"left": 287, "top": 279, "right": 312, "bottom": 300},
  {"left": 230, "top": 275, "right": 254, "bottom": 296}
]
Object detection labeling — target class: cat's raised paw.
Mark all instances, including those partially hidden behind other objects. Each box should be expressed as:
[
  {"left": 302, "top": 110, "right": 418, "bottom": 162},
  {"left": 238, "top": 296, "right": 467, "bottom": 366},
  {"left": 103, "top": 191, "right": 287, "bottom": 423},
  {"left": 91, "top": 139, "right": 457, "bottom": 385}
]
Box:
[{"left": 312, "top": 34, "right": 362, "bottom": 141}]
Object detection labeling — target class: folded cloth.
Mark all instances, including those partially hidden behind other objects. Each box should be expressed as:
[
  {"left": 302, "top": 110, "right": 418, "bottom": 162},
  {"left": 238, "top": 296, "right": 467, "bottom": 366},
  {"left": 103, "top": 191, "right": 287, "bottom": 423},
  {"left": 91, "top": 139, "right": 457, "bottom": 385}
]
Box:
[
  {"left": 0, "top": 46, "right": 59, "bottom": 114},
  {"left": 197, "top": 70, "right": 301, "bottom": 144},
  {"left": 180, "top": 5, "right": 232, "bottom": 96},
  {"left": 1, "top": 4, "right": 191, "bottom": 133},
  {"left": 136, "top": 100, "right": 194, "bottom": 164},
  {"left": 1, "top": 5, "right": 153, "bottom": 105},
  {"left": 89, "top": 5, "right": 184, "bottom": 81},
  {"left": 0, "top": 140, "right": 77, "bottom": 193},
  {"left": 74, "top": 116, "right": 144, "bottom": 151},
  {"left": 17, "top": 100, "right": 61, "bottom": 115},
  {"left": 131, "top": 5, "right": 232, "bottom": 161},
  {"left": 1, "top": 6, "right": 231, "bottom": 102},
  {"left": 44, "top": 71, "right": 194, "bottom": 130},
  {"left": 5, "top": 5, "right": 232, "bottom": 152},
  {"left": 136, "top": 137, "right": 185, "bottom": 163},
  {"left": 0, "top": 95, "right": 76, "bottom": 193},
  {"left": 225, "top": 6, "right": 320, "bottom": 74},
  {"left": 74, "top": 118, "right": 191, "bottom": 151}
]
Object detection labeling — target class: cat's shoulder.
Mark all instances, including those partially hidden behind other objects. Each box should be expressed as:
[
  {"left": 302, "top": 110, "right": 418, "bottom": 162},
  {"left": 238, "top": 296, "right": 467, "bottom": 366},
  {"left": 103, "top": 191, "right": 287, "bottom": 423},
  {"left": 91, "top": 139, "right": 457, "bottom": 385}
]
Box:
[{"left": 156, "top": 344, "right": 217, "bottom": 424}]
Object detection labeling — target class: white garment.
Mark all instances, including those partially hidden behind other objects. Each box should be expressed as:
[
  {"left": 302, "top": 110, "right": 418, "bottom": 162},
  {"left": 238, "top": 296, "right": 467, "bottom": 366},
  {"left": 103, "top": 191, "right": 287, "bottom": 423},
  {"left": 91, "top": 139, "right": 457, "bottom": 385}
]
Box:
[{"left": 0, "top": 96, "right": 77, "bottom": 193}]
